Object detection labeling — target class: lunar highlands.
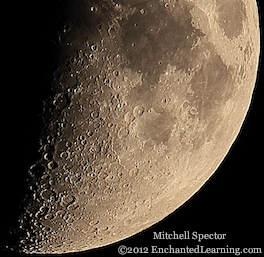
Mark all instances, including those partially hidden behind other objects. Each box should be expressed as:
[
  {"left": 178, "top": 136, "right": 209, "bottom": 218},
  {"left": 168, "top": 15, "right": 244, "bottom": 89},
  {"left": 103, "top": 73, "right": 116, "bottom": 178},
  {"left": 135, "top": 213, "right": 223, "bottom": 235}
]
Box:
[{"left": 6, "top": 0, "right": 260, "bottom": 254}]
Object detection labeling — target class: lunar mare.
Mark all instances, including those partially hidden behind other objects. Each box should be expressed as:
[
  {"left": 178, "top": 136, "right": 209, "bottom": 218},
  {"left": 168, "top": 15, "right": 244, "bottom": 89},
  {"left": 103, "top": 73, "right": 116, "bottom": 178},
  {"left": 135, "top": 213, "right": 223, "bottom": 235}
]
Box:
[{"left": 9, "top": 0, "right": 259, "bottom": 254}]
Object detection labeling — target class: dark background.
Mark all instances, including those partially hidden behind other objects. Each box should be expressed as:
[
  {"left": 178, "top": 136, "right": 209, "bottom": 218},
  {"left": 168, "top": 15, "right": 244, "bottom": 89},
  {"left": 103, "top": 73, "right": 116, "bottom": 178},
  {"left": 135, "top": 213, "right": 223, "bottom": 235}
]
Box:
[{"left": 1, "top": 0, "right": 263, "bottom": 256}]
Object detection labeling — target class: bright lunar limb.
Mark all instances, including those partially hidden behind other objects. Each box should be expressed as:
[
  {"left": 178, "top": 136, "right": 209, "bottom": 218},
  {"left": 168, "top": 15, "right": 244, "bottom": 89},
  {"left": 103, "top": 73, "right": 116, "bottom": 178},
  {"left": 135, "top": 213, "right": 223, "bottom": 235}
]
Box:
[{"left": 6, "top": 0, "right": 260, "bottom": 254}]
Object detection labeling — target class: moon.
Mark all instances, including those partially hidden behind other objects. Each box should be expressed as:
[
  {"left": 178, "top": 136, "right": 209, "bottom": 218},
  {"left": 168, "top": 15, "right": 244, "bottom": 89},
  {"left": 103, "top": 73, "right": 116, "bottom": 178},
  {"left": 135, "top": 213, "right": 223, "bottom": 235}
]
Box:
[{"left": 5, "top": 0, "right": 260, "bottom": 254}]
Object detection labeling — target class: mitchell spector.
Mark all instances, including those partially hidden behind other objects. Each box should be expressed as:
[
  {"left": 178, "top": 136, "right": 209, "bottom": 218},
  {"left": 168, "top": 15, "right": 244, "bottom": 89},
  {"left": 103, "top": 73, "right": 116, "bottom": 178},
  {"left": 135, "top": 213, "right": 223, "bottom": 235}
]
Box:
[{"left": 153, "top": 231, "right": 227, "bottom": 242}]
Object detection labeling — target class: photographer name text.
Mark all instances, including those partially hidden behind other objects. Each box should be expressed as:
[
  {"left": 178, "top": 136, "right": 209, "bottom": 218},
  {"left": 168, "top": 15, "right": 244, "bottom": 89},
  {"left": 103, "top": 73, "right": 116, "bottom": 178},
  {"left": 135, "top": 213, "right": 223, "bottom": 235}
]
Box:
[{"left": 153, "top": 231, "right": 226, "bottom": 242}]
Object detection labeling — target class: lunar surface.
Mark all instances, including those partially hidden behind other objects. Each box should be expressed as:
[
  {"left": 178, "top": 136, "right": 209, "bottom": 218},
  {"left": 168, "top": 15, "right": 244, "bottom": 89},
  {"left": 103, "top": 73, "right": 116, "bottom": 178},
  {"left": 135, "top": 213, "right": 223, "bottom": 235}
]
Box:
[{"left": 7, "top": 0, "right": 260, "bottom": 254}]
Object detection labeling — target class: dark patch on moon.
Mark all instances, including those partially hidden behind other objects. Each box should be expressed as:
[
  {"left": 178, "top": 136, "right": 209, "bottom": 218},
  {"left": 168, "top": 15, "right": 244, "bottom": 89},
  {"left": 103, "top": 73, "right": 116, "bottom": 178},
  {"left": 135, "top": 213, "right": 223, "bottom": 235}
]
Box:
[
  {"left": 216, "top": 0, "right": 246, "bottom": 39},
  {"left": 118, "top": 0, "right": 236, "bottom": 145},
  {"left": 138, "top": 111, "right": 175, "bottom": 145},
  {"left": 185, "top": 40, "right": 235, "bottom": 143},
  {"left": 118, "top": 0, "right": 236, "bottom": 130},
  {"left": 189, "top": 42, "right": 233, "bottom": 117},
  {"left": 119, "top": 0, "right": 204, "bottom": 86}
]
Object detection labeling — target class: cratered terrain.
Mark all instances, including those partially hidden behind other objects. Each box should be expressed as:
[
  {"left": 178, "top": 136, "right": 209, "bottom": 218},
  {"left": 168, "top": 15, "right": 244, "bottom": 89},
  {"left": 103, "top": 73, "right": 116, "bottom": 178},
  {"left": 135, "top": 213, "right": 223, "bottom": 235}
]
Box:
[{"left": 3, "top": 0, "right": 260, "bottom": 254}]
